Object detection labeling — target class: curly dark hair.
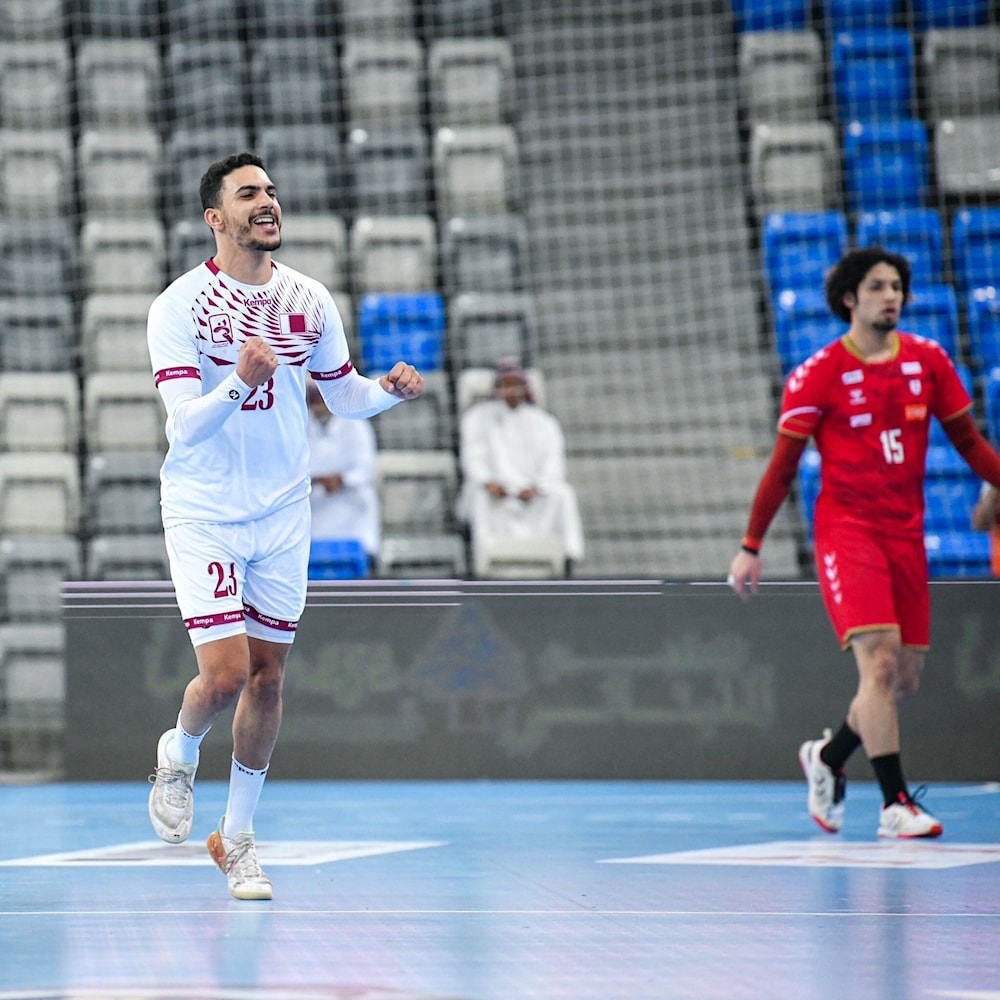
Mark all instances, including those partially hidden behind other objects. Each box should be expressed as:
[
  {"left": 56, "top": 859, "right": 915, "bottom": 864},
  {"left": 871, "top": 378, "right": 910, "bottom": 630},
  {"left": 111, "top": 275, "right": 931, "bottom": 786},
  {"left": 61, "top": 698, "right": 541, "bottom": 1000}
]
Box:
[
  {"left": 199, "top": 152, "right": 267, "bottom": 211},
  {"left": 824, "top": 246, "right": 912, "bottom": 323}
]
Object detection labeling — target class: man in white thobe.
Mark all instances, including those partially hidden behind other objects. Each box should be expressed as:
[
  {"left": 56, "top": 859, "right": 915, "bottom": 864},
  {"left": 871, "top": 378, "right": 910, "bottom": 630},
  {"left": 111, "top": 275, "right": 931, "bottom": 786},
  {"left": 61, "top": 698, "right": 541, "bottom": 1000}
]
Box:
[{"left": 459, "top": 359, "right": 584, "bottom": 575}]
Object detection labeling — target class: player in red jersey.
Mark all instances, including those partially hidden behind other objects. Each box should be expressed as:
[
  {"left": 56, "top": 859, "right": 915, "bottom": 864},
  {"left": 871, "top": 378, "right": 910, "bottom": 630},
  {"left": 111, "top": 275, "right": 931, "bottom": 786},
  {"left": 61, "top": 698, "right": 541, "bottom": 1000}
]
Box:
[{"left": 729, "top": 246, "right": 1000, "bottom": 839}]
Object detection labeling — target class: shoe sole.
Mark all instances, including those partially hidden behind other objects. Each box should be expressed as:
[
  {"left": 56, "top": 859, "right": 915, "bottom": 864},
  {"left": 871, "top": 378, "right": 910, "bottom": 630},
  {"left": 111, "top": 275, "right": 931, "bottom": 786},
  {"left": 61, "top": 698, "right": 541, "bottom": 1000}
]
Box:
[
  {"left": 798, "top": 741, "right": 842, "bottom": 834},
  {"left": 207, "top": 830, "right": 273, "bottom": 901},
  {"left": 878, "top": 824, "right": 944, "bottom": 840}
]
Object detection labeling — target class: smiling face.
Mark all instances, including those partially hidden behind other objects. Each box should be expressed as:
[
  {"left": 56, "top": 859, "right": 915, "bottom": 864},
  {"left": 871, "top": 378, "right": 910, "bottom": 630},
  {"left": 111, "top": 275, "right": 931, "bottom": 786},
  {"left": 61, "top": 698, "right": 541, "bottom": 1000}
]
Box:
[{"left": 209, "top": 164, "right": 282, "bottom": 253}]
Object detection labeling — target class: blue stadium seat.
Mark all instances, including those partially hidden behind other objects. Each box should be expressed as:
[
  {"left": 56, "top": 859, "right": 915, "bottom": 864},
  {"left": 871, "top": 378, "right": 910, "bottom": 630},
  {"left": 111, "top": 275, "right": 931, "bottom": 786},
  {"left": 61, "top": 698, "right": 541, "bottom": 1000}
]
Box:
[
  {"left": 925, "top": 531, "right": 991, "bottom": 578},
  {"left": 924, "top": 445, "right": 980, "bottom": 531},
  {"left": 951, "top": 207, "right": 1000, "bottom": 293},
  {"left": 966, "top": 287, "right": 1000, "bottom": 374},
  {"left": 822, "top": 0, "right": 902, "bottom": 33},
  {"left": 911, "top": 0, "right": 991, "bottom": 32},
  {"left": 762, "top": 211, "right": 849, "bottom": 297},
  {"left": 842, "top": 119, "right": 929, "bottom": 214},
  {"left": 929, "top": 364, "right": 973, "bottom": 447},
  {"left": 902, "top": 284, "right": 960, "bottom": 359},
  {"left": 307, "top": 539, "right": 370, "bottom": 580},
  {"left": 982, "top": 366, "right": 1000, "bottom": 446},
  {"left": 831, "top": 29, "right": 914, "bottom": 123},
  {"left": 795, "top": 446, "right": 821, "bottom": 535},
  {"left": 773, "top": 287, "right": 845, "bottom": 376},
  {"left": 854, "top": 208, "right": 943, "bottom": 285},
  {"left": 357, "top": 292, "right": 446, "bottom": 373},
  {"left": 730, "top": 0, "right": 810, "bottom": 32}
]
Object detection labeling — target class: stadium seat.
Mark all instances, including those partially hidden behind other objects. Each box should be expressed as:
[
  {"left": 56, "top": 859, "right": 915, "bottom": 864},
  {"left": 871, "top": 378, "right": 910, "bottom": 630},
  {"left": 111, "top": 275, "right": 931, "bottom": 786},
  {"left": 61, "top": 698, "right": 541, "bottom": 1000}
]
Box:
[
  {"left": 730, "top": 0, "right": 810, "bottom": 32},
  {"left": 925, "top": 531, "right": 991, "bottom": 578},
  {"left": 257, "top": 124, "right": 344, "bottom": 215},
  {"left": 748, "top": 122, "right": 841, "bottom": 218},
  {"left": 433, "top": 126, "right": 520, "bottom": 219},
  {"left": 83, "top": 373, "right": 166, "bottom": 453},
  {"left": 902, "top": 284, "right": 960, "bottom": 359},
  {"left": 244, "top": 0, "right": 335, "bottom": 37},
  {"left": 350, "top": 215, "right": 437, "bottom": 295},
  {"left": 77, "top": 127, "right": 163, "bottom": 218},
  {"left": 376, "top": 450, "right": 459, "bottom": 534},
  {"left": 772, "top": 288, "right": 845, "bottom": 376},
  {"left": 80, "top": 218, "right": 166, "bottom": 295},
  {"left": 831, "top": 29, "right": 914, "bottom": 123},
  {"left": 473, "top": 536, "right": 567, "bottom": 580},
  {"left": 428, "top": 38, "right": 514, "bottom": 128},
  {"left": 842, "top": 119, "right": 929, "bottom": 214},
  {"left": 447, "top": 292, "right": 539, "bottom": 370},
  {"left": 163, "top": 0, "right": 241, "bottom": 38},
  {"left": 0, "top": 217, "right": 77, "bottom": 296},
  {"left": 951, "top": 207, "right": 1000, "bottom": 293},
  {"left": 307, "top": 539, "right": 370, "bottom": 580},
  {"left": 854, "top": 209, "right": 944, "bottom": 285},
  {"left": 423, "top": 0, "right": 501, "bottom": 38},
  {"left": 0, "top": 0, "right": 65, "bottom": 39},
  {"left": 761, "top": 211, "right": 849, "bottom": 297},
  {"left": 273, "top": 214, "right": 349, "bottom": 292},
  {"left": 0, "top": 295, "right": 76, "bottom": 373},
  {"left": 924, "top": 445, "right": 981, "bottom": 531},
  {"left": 81, "top": 293, "right": 157, "bottom": 374},
  {"left": 84, "top": 451, "right": 163, "bottom": 537},
  {"left": 376, "top": 533, "right": 468, "bottom": 579},
  {"left": 0, "top": 40, "right": 70, "bottom": 129},
  {"left": 252, "top": 38, "right": 339, "bottom": 128},
  {"left": 357, "top": 292, "right": 446, "bottom": 372},
  {"left": 165, "top": 40, "right": 246, "bottom": 130},
  {"left": 76, "top": 39, "right": 161, "bottom": 128},
  {"left": 372, "top": 370, "right": 454, "bottom": 451},
  {"left": 162, "top": 126, "right": 251, "bottom": 222},
  {"left": 167, "top": 219, "right": 214, "bottom": 281},
  {"left": 85, "top": 533, "right": 170, "bottom": 581},
  {"left": 0, "top": 129, "right": 73, "bottom": 218},
  {"left": 0, "top": 535, "right": 81, "bottom": 623},
  {"left": 935, "top": 116, "right": 1000, "bottom": 203},
  {"left": 342, "top": 38, "right": 424, "bottom": 130},
  {"left": 339, "top": 0, "right": 416, "bottom": 37},
  {"left": 0, "top": 373, "right": 79, "bottom": 453},
  {"left": 820, "top": 0, "right": 901, "bottom": 32},
  {"left": 922, "top": 27, "right": 1000, "bottom": 121},
  {"left": 737, "top": 30, "right": 823, "bottom": 124},
  {"left": 965, "top": 287, "right": 1000, "bottom": 374},
  {"left": 347, "top": 126, "right": 431, "bottom": 217},
  {"left": 0, "top": 453, "right": 80, "bottom": 536},
  {"left": 982, "top": 366, "right": 1000, "bottom": 446},
  {"left": 911, "top": 0, "right": 991, "bottom": 33},
  {"left": 441, "top": 214, "right": 529, "bottom": 297}
]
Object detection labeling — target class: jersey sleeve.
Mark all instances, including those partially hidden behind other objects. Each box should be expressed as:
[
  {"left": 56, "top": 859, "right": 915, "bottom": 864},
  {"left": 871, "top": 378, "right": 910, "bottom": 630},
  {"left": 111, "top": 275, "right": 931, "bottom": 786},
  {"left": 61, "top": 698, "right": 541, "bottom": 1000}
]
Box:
[
  {"left": 775, "top": 351, "right": 832, "bottom": 439},
  {"left": 927, "top": 340, "right": 973, "bottom": 423},
  {"left": 304, "top": 283, "right": 351, "bottom": 377}
]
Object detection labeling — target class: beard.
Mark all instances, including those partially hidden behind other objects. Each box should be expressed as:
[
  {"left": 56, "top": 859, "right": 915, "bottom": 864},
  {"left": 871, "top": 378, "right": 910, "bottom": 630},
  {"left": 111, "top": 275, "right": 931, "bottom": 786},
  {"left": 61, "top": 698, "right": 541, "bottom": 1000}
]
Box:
[{"left": 872, "top": 316, "right": 896, "bottom": 333}]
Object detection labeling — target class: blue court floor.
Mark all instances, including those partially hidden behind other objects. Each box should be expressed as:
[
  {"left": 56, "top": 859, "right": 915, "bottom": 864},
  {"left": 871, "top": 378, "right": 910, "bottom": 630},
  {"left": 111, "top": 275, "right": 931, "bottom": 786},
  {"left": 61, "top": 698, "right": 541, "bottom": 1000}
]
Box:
[{"left": 0, "top": 780, "right": 998, "bottom": 1000}]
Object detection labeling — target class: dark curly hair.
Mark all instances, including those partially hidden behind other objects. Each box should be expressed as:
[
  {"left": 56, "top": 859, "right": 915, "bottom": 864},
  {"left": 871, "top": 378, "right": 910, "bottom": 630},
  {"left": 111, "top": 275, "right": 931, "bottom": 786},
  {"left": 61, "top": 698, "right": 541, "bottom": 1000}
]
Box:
[
  {"left": 824, "top": 246, "right": 911, "bottom": 323},
  {"left": 199, "top": 152, "right": 267, "bottom": 211}
]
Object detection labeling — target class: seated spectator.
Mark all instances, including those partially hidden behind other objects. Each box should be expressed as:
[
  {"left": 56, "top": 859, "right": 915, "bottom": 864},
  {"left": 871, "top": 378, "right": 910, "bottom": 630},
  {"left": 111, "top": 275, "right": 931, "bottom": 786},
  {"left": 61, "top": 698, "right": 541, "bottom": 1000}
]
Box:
[
  {"left": 459, "top": 357, "right": 584, "bottom": 576},
  {"left": 306, "top": 377, "right": 380, "bottom": 567},
  {"left": 971, "top": 481, "right": 1000, "bottom": 576}
]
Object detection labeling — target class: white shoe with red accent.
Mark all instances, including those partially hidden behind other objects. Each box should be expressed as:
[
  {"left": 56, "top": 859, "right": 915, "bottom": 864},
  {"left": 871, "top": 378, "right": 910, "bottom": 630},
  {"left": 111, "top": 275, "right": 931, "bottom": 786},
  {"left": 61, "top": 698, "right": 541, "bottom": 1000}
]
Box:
[
  {"left": 798, "top": 729, "right": 846, "bottom": 833},
  {"left": 878, "top": 790, "right": 943, "bottom": 839}
]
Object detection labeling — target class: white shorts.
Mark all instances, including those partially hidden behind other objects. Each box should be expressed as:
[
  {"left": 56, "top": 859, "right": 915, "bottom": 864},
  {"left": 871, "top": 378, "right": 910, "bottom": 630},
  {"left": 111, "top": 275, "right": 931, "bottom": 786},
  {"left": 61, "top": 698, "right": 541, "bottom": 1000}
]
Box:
[{"left": 164, "top": 498, "right": 310, "bottom": 648}]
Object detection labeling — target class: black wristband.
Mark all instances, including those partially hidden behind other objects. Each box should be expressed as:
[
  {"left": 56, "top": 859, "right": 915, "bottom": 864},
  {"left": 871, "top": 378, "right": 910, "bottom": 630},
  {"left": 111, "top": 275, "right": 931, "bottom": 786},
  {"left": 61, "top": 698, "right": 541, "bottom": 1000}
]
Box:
[{"left": 741, "top": 543, "right": 760, "bottom": 556}]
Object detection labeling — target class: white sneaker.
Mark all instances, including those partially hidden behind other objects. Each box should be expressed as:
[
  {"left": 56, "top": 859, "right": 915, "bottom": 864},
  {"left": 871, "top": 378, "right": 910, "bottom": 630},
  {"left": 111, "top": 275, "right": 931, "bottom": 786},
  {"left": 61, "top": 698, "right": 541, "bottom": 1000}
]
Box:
[
  {"left": 207, "top": 818, "right": 273, "bottom": 901},
  {"left": 147, "top": 729, "right": 197, "bottom": 844},
  {"left": 798, "top": 729, "right": 846, "bottom": 833},
  {"left": 878, "top": 791, "right": 943, "bottom": 839}
]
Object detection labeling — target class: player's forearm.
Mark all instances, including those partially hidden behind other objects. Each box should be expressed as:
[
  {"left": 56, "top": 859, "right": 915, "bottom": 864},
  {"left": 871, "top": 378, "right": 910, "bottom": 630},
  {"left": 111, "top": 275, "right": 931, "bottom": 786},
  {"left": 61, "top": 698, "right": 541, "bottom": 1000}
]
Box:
[
  {"left": 161, "top": 371, "right": 254, "bottom": 447},
  {"left": 315, "top": 367, "right": 401, "bottom": 419},
  {"left": 744, "top": 433, "right": 807, "bottom": 546}
]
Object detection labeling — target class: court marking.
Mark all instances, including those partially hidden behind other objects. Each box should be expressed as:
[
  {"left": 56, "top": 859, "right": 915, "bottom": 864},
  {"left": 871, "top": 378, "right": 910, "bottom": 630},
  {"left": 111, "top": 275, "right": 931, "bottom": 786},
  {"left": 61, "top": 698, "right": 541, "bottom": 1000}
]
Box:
[
  {"left": 0, "top": 840, "right": 446, "bottom": 867},
  {"left": 601, "top": 839, "right": 1000, "bottom": 869}
]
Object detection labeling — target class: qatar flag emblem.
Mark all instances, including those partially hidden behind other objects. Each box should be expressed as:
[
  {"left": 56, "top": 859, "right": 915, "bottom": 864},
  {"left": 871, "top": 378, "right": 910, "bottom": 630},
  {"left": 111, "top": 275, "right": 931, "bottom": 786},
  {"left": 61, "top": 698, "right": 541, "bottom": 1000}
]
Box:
[{"left": 281, "top": 313, "right": 308, "bottom": 336}]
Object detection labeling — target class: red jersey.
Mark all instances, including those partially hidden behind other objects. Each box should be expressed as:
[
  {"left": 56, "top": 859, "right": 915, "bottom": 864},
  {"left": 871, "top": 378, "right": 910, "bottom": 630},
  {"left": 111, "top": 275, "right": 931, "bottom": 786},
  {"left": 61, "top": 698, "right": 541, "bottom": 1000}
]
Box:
[{"left": 778, "top": 332, "right": 972, "bottom": 537}]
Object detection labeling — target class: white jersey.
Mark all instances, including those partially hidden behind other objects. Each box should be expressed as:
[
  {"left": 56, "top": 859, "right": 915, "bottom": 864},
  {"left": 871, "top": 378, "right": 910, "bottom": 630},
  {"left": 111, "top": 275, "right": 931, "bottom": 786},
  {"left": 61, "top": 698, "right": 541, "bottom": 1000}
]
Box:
[{"left": 148, "top": 258, "right": 392, "bottom": 527}]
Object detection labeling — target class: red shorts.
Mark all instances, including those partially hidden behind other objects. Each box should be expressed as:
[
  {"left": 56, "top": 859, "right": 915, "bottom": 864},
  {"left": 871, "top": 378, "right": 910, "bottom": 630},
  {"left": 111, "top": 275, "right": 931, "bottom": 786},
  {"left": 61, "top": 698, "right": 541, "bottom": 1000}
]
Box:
[{"left": 812, "top": 519, "right": 930, "bottom": 650}]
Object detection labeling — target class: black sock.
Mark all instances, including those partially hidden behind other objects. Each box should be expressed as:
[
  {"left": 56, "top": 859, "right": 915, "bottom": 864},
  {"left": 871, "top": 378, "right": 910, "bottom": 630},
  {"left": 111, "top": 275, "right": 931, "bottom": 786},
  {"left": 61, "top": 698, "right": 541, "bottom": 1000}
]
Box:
[
  {"left": 819, "top": 720, "right": 861, "bottom": 772},
  {"left": 870, "top": 753, "right": 908, "bottom": 807}
]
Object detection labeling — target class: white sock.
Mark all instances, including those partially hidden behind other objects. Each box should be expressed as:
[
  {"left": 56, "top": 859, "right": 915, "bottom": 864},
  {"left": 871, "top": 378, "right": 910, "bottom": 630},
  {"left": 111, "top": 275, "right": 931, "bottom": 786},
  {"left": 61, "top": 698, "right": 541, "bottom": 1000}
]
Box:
[
  {"left": 224, "top": 757, "right": 268, "bottom": 836},
  {"left": 172, "top": 714, "right": 208, "bottom": 766}
]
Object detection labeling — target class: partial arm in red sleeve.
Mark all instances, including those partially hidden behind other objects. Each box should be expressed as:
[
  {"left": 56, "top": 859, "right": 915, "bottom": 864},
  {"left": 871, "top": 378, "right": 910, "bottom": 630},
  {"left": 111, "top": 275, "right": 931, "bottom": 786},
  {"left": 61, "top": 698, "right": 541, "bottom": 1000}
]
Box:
[
  {"left": 942, "top": 412, "right": 1000, "bottom": 488},
  {"left": 743, "top": 432, "right": 810, "bottom": 546}
]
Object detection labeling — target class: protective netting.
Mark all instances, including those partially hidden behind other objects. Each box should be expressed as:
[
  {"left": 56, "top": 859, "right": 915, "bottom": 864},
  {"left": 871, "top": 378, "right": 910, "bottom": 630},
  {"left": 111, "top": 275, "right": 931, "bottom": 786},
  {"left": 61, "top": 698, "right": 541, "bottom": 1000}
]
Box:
[{"left": 1, "top": 0, "right": 999, "bottom": 770}]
